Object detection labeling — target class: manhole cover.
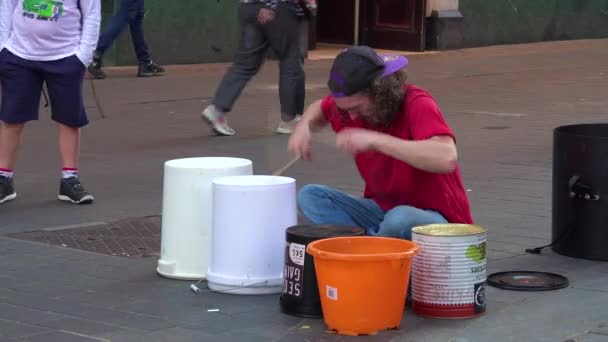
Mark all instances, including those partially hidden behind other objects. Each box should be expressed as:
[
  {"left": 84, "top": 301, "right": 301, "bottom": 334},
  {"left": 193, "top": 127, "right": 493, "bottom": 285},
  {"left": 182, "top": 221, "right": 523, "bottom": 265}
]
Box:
[{"left": 4, "top": 216, "right": 162, "bottom": 258}]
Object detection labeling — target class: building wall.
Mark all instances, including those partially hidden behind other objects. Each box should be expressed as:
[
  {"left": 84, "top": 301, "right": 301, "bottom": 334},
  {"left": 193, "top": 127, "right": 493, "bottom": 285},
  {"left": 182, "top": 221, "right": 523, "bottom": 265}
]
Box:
[
  {"left": 103, "top": 0, "right": 608, "bottom": 65},
  {"left": 101, "top": 0, "right": 239, "bottom": 66},
  {"left": 459, "top": 0, "right": 608, "bottom": 47}
]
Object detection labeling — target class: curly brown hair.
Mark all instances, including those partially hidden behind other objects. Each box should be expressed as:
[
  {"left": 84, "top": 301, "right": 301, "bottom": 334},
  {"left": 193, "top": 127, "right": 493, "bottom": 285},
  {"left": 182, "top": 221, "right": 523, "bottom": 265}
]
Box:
[{"left": 365, "top": 69, "right": 408, "bottom": 127}]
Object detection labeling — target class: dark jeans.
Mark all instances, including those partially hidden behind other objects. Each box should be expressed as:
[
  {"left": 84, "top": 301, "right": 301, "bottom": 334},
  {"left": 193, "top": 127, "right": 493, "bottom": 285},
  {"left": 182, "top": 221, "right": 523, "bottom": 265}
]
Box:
[
  {"left": 212, "top": 3, "right": 305, "bottom": 120},
  {"left": 96, "top": 0, "right": 151, "bottom": 65}
]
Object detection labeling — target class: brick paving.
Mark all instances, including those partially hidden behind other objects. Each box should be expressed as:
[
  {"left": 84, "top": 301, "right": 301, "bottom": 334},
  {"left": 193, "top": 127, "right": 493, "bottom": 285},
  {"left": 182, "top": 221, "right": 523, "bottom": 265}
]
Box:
[{"left": 0, "top": 39, "right": 607, "bottom": 341}]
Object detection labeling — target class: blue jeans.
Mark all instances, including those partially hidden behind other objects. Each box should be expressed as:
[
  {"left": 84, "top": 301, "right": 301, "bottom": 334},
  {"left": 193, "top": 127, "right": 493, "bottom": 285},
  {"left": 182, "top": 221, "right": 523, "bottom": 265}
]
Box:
[
  {"left": 298, "top": 185, "right": 448, "bottom": 240},
  {"left": 96, "top": 0, "right": 151, "bottom": 65}
]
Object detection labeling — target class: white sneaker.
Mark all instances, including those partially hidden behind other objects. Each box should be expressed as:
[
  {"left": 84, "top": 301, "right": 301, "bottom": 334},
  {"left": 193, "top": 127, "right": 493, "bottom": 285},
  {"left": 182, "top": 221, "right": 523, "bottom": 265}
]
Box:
[
  {"left": 201, "top": 105, "right": 235, "bottom": 136},
  {"left": 275, "top": 115, "right": 302, "bottom": 134}
]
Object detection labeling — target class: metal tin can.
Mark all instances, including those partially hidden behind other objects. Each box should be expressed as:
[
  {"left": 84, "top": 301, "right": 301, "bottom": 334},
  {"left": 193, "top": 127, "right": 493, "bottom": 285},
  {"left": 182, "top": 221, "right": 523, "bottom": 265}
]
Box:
[{"left": 411, "top": 224, "right": 487, "bottom": 319}]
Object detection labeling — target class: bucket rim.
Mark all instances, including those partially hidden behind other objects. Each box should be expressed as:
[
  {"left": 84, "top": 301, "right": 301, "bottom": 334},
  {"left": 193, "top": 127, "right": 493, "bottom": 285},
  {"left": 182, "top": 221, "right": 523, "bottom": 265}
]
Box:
[
  {"left": 165, "top": 157, "right": 252, "bottom": 169},
  {"left": 306, "top": 236, "right": 419, "bottom": 261},
  {"left": 412, "top": 224, "right": 486, "bottom": 237},
  {"left": 554, "top": 123, "right": 608, "bottom": 140},
  {"left": 212, "top": 175, "right": 295, "bottom": 187}
]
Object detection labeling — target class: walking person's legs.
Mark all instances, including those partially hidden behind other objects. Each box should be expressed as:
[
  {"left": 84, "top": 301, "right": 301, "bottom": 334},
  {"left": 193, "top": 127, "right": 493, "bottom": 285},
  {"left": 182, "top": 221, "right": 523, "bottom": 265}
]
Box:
[
  {"left": 128, "top": 0, "right": 165, "bottom": 77},
  {"left": 264, "top": 3, "right": 305, "bottom": 134},
  {"left": 202, "top": 3, "right": 270, "bottom": 136},
  {"left": 88, "top": 0, "right": 131, "bottom": 79}
]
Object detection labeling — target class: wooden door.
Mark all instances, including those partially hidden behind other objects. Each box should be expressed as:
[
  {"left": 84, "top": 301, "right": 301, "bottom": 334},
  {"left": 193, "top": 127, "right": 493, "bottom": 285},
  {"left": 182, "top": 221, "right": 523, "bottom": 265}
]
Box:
[
  {"left": 360, "top": 0, "right": 426, "bottom": 51},
  {"left": 315, "top": 0, "right": 356, "bottom": 45}
]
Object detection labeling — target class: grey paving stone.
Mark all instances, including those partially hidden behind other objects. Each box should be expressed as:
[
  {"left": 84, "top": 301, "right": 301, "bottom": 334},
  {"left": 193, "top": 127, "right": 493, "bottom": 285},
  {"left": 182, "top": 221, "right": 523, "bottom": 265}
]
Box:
[
  {"left": 451, "top": 288, "right": 608, "bottom": 342},
  {"left": 36, "top": 317, "right": 140, "bottom": 337},
  {"left": 184, "top": 308, "right": 303, "bottom": 336},
  {"left": 113, "top": 299, "right": 233, "bottom": 326},
  {"left": 486, "top": 250, "right": 520, "bottom": 261},
  {"left": 0, "top": 319, "right": 51, "bottom": 340},
  {"left": 5, "top": 276, "right": 122, "bottom": 300},
  {"left": 141, "top": 327, "right": 218, "bottom": 342},
  {"left": 77, "top": 307, "right": 178, "bottom": 332},
  {"left": 14, "top": 330, "right": 104, "bottom": 342},
  {"left": 0, "top": 303, "right": 69, "bottom": 325},
  {"left": 1, "top": 290, "right": 94, "bottom": 317},
  {"left": 569, "top": 272, "right": 608, "bottom": 292},
  {"left": 207, "top": 332, "right": 272, "bottom": 342},
  {"left": 52, "top": 289, "right": 147, "bottom": 310},
  {"left": 578, "top": 335, "right": 608, "bottom": 342}
]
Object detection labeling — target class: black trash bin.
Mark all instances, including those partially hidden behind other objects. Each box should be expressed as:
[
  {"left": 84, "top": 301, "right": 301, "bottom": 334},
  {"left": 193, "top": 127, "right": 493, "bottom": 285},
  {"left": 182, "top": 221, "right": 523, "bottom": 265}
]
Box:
[
  {"left": 280, "top": 224, "right": 365, "bottom": 317},
  {"left": 552, "top": 124, "right": 608, "bottom": 261}
]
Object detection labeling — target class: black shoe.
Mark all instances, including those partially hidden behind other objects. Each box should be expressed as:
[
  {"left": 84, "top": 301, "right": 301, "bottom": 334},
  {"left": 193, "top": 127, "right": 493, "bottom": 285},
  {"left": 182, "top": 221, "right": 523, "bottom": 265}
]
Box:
[
  {"left": 0, "top": 176, "right": 16, "bottom": 204},
  {"left": 87, "top": 51, "right": 106, "bottom": 79},
  {"left": 137, "top": 60, "right": 166, "bottom": 77},
  {"left": 58, "top": 177, "right": 94, "bottom": 204}
]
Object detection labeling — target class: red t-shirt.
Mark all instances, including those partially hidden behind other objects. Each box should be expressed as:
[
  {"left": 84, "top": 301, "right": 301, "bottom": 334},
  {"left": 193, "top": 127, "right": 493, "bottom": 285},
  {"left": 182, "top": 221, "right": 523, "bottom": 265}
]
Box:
[{"left": 320, "top": 85, "right": 473, "bottom": 224}]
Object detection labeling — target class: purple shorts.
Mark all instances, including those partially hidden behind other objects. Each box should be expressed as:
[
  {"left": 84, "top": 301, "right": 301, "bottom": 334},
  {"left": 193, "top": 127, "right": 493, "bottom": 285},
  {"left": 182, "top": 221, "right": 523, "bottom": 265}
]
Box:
[{"left": 0, "top": 49, "right": 88, "bottom": 127}]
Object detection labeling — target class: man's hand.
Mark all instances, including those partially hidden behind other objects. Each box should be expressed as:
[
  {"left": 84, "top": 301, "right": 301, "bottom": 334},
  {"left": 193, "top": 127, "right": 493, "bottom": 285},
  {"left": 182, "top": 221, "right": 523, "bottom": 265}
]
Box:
[
  {"left": 288, "top": 122, "right": 313, "bottom": 161},
  {"left": 336, "top": 128, "right": 380, "bottom": 155},
  {"left": 257, "top": 8, "right": 275, "bottom": 24}
]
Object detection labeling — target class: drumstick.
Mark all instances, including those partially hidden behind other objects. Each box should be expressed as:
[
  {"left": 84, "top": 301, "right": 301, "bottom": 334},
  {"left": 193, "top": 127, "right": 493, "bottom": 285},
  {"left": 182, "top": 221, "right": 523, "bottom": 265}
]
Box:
[{"left": 272, "top": 155, "right": 301, "bottom": 176}]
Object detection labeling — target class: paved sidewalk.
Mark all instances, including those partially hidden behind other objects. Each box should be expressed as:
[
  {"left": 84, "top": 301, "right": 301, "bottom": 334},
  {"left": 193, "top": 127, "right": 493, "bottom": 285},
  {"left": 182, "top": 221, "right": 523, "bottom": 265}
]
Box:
[{"left": 1, "top": 39, "right": 608, "bottom": 341}]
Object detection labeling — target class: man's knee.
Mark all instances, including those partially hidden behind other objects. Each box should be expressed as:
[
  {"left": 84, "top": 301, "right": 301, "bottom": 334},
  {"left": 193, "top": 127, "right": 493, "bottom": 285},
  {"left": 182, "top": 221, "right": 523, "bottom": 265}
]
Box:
[
  {"left": 377, "top": 206, "right": 423, "bottom": 239},
  {"left": 298, "top": 184, "right": 327, "bottom": 205},
  {"left": 299, "top": 184, "right": 336, "bottom": 212}
]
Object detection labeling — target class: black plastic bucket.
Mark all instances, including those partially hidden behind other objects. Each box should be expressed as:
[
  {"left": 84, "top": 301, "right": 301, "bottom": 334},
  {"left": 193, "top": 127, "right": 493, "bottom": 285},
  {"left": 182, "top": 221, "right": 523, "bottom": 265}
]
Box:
[
  {"left": 552, "top": 124, "right": 608, "bottom": 261},
  {"left": 280, "top": 224, "right": 365, "bottom": 317}
]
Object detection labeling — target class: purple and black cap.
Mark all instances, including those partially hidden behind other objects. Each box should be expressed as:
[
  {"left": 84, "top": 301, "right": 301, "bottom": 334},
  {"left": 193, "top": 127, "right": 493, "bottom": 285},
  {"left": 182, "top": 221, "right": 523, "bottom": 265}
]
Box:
[{"left": 328, "top": 45, "right": 409, "bottom": 98}]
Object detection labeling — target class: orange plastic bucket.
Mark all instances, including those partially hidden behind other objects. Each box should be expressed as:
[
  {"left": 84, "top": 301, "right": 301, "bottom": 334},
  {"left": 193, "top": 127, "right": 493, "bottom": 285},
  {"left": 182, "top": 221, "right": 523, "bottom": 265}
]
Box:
[{"left": 306, "top": 236, "right": 419, "bottom": 336}]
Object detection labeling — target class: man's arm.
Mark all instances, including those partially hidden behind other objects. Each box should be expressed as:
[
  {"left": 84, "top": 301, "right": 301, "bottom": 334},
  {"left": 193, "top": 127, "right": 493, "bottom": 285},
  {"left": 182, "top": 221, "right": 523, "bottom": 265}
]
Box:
[
  {"left": 372, "top": 134, "right": 458, "bottom": 174},
  {"left": 376, "top": 94, "right": 458, "bottom": 174},
  {"left": 0, "top": 0, "right": 18, "bottom": 49},
  {"left": 299, "top": 99, "right": 329, "bottom": 131},
  {"left": 288, "top": 99, "right": 330, "bottom": 160},
  {"left": 336, "top": 94, "right": 458, "bottom": 174},
  {"left": 75, "top": 0, "right": 101, "bottom": 66}
]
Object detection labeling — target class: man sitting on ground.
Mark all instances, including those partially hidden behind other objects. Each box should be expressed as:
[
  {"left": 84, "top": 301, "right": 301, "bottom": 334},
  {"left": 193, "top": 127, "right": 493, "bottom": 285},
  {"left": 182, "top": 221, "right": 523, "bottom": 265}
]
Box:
[{"left": 288, "top": 46, "right": 473, "bottom": 239}]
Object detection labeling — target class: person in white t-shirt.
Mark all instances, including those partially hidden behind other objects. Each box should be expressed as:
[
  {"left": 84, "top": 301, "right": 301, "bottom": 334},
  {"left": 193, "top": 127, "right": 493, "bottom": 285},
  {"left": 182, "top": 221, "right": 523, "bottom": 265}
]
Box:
[{"left": 0, "top": 0, "right": 100, "bottom": 205}]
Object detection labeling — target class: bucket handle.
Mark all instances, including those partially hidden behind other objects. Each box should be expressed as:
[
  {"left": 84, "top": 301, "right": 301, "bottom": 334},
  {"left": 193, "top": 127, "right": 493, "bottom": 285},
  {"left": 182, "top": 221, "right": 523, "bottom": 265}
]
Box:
[{"left": 568, "top": 175, "right": 600, "bottom": 201}]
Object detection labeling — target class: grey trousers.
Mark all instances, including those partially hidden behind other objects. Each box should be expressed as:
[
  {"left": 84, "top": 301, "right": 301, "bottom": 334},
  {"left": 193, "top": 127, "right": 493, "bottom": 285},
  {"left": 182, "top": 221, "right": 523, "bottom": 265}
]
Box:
[{"left": 212, "top": 3, "right": 305, "bottom": 120}]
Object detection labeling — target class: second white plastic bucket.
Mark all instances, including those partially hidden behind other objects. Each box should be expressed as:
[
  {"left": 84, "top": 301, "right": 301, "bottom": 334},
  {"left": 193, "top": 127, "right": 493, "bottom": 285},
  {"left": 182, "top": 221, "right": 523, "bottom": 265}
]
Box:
[{"left": 208, "top": 175, "right": 297, "bottom": 294}]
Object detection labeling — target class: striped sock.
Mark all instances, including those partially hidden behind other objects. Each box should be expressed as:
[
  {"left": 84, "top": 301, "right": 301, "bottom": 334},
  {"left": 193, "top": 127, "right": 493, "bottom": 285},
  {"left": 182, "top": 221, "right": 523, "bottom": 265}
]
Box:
[
  {"left": 61, "top": 168, "right": 78, "bottom": 179},
  {"left": 0, "top": 168, "right": 13, "bottom": 179}
]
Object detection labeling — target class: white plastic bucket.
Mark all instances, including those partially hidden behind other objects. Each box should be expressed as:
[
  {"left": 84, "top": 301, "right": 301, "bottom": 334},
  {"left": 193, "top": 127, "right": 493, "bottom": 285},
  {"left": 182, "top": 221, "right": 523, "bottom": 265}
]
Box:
[
  {"left": 207, "top": 175, "right": 297, "bottom": 294},
  {"left": 411, "top": 224, "right": 487, "bottom": 318},
  {"left": 157, "top": 157, "right": 252, "bottom": 280}
]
